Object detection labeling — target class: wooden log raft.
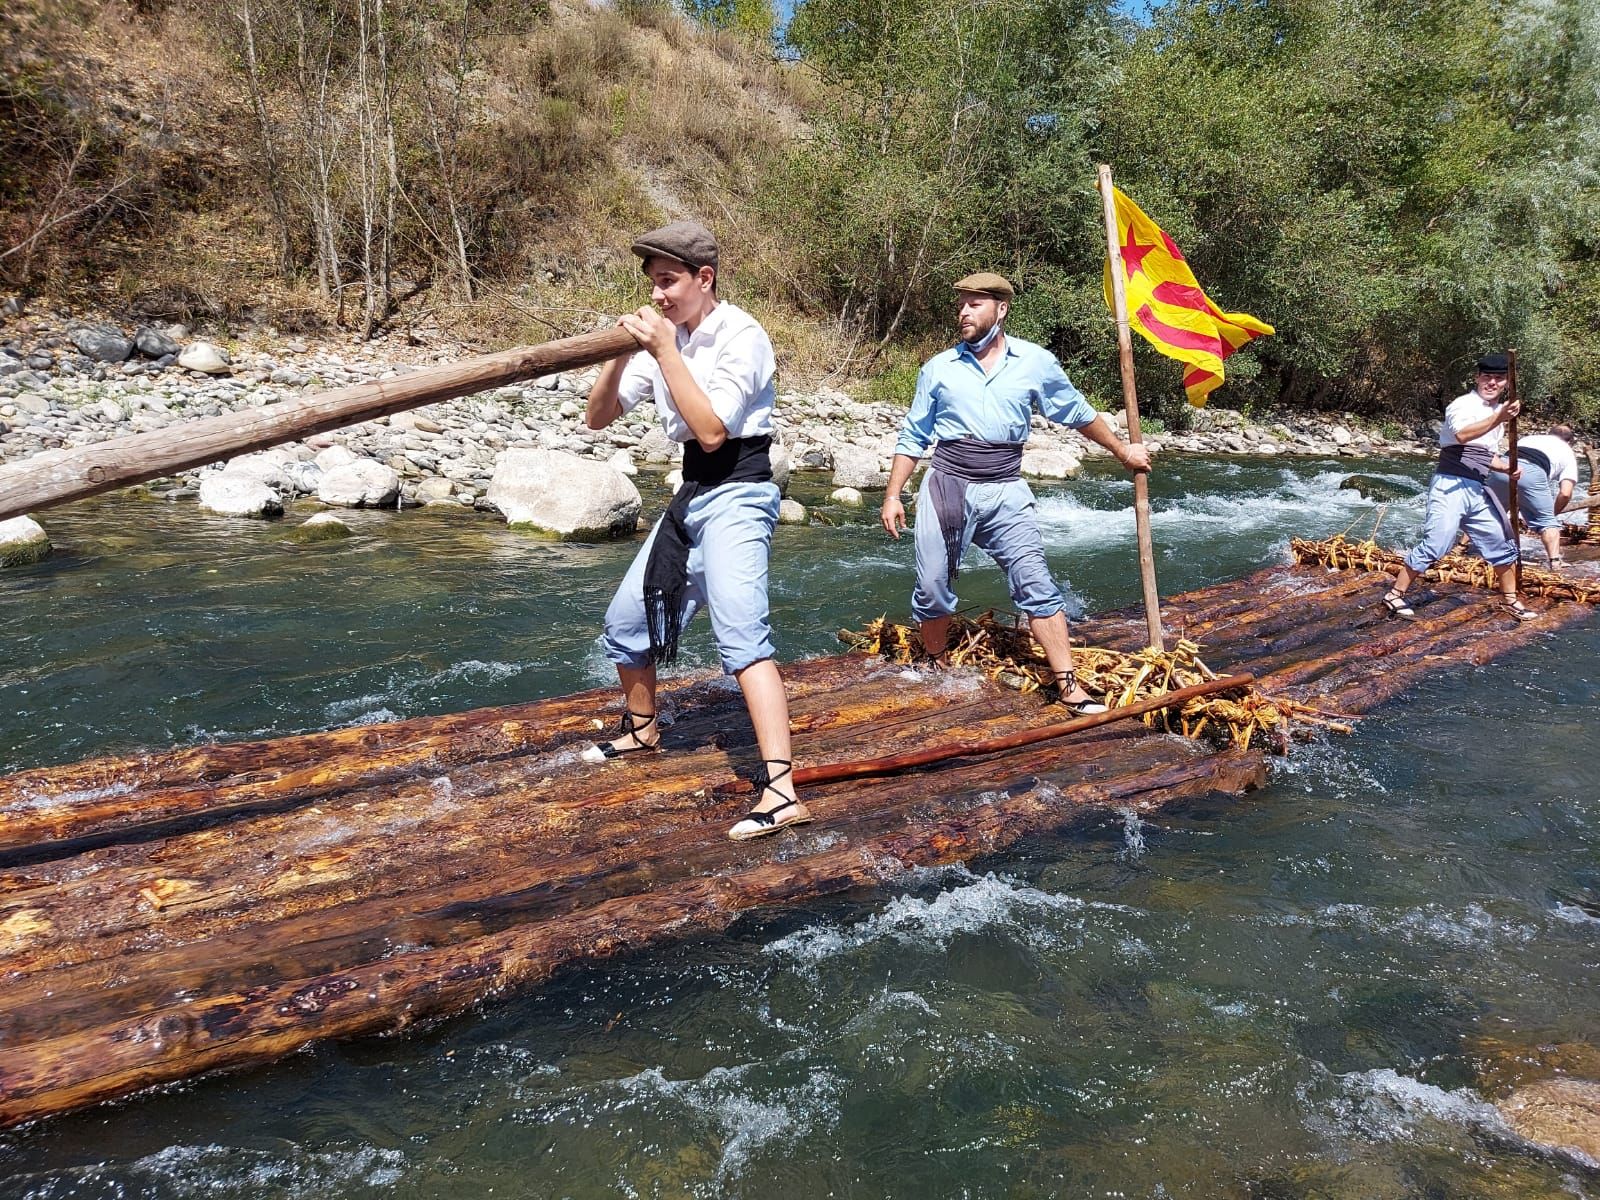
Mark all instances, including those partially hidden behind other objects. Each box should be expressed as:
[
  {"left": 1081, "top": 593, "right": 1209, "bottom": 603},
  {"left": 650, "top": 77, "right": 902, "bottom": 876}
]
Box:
[
  {"left": 1, "top": 558, "right": 1594, "bottom": 1128},
  {"left": 0, "top": 326, "right": 638, "bottom": 522}
]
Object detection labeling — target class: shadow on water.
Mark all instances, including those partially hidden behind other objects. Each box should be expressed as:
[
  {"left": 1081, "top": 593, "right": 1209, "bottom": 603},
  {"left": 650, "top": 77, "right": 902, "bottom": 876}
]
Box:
[{"left": 4, "top": 455, "right": 1599, "bottom": 1198}]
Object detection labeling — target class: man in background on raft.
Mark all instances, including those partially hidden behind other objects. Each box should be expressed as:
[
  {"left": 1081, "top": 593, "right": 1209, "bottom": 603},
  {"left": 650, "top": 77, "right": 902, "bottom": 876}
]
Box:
[
  {"left": 1489, "top": 424, "right": 1581, "bottom": 570},
  {"left": 1382, "top": 352, "right": 1536, "bottom": 622},
  {"left": 583, "top": 220, "right": 810, "bottom": 841},
  {"left": 880, "top": 272, "right": 1152, "bottom": 714}
]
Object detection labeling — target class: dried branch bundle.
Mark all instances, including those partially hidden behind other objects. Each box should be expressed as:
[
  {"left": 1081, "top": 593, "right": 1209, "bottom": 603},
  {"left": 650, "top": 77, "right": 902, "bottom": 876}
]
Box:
[
  {"left": 1290, "top": 535, "right": 1600, "bottom": 604},
  {"left": 839, "top": 611, "right": 1351, "bottom": 751}
]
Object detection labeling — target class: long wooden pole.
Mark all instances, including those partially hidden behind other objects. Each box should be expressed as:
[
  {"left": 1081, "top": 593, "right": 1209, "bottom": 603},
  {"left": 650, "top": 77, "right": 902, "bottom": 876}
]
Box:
[
  {"left": 790, "top": 673, "right": 1252, "bottom": 787},
  {"left": 1096, "top": 163, "right": 1165, "bottom": 651},
  {"left": 0, "top": 325, "right": 639, "bottom": 521},
  {"left": 1507, "top": 347, "right": 1522, "bottom": 590}
]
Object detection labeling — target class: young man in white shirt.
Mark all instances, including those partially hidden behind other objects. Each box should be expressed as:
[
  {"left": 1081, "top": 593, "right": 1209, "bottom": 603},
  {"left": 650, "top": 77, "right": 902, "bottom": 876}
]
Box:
[
  {"left": 582, "top": 221, "right": 810, "bottom": 840},
  {"left": 1490, "top": 424, "right": 1581, "bottom": 569},
  {"left": 1383, "top": 352, "right": 1534, "bottom": 621}
]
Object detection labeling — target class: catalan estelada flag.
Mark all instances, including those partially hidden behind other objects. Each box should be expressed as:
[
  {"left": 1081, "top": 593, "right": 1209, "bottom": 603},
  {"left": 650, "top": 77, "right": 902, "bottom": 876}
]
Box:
[{"left": 1103, "top": 186, "right": 1274, "bottom": 406}]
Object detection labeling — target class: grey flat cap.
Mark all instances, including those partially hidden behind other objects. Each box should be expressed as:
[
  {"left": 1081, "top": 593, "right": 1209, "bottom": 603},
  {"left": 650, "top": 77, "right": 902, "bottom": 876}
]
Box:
[{"left": 631, "top": 221, "right": 719, "bottom": 273}]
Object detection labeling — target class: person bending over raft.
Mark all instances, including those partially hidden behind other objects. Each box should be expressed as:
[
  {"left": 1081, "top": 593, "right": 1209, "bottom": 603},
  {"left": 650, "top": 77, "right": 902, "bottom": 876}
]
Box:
[
  {"left": 1488, "top": 424, "right": 1581, "bottom": 570},
  {"left": 880, "top": 272, "right": 1152, "bottom": 714},
  {"left": 1382, "top": 352, "right": 1535, "bottom": 623},
  {"left": 582, "top": 221, "right": 810, "bottom": 841}
]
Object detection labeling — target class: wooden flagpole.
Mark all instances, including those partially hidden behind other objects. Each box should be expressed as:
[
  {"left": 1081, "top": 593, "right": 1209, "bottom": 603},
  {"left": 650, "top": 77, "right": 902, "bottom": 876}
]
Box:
[
  {"left": 1096, "top": 163, "right": 1164, "bottom": 652},
  {"left": 1507, "top": 347, "right": 1522, "bottom": 590}
]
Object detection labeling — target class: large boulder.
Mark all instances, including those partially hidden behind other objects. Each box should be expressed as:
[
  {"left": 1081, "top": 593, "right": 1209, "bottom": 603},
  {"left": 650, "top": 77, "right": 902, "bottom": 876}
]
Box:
[
  {"left": 0, "top": 516, "right": 51, "bottom": 567},
  {"left": 831, "top": 443, "right": 888, "bottom": 490},
  {"left": 178, "top": 342, "right": 232, "bottom": 375},
  {"left": 198, "top": 473, "right": 284, "bottom": 518},
  {"left": 1021, "top": 447, "right": 1082, "bottom": 480},
  {"left": 69, "top": 324, "right": 132, "bottom": 363},
  {"left": 487, "top": 447, "right": 641, "bottom": 539},
  {"left": 318, "top": 458, "right": 400, "bottom": 507},
  {"left": 1339, "top": 473, "right": 1416, "bottom": 503}
]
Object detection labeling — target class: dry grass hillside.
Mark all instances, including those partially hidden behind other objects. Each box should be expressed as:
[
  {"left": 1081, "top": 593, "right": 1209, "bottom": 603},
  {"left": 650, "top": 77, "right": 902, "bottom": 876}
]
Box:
[{"left": 0, "top": 0, "right": 837, "bottom": 372}]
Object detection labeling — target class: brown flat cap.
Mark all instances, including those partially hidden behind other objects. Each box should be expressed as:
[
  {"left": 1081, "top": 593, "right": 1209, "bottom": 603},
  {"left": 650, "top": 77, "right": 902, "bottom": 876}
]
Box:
[
  {"left": 631, "top": 221, "right": 719, "bottom": 273},
  {"left": 953, "top": 271, "right": 1014, "bottom": 301}
]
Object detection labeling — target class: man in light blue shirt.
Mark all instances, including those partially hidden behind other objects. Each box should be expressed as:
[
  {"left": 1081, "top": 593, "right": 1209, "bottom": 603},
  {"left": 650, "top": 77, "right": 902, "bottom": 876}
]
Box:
[{"left": 880, "top": 272, "right": 1151, "bottom": 713}]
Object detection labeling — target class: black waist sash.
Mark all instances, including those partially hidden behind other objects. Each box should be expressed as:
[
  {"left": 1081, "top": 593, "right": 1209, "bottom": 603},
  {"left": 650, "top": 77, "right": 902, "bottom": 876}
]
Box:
[
  {"left": 1436, "top": 443, "right": 1493, "bottom": 484},
  {"left": 642, "top": 434, "right": 772, "bottom": 665},
  {"left": 1519, "top": 446, "right": 1552, "bottom": 475},
  {"left": 928, "top": 439, "right": 1025, "bottom": 583}
]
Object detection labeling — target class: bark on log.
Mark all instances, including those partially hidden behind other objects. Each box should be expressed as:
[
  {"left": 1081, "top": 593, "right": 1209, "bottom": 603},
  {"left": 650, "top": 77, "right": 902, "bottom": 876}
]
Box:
[
  {"left": 2, "top": 559, "right": 1595, "bottom": 1130},
  {"left": 0, "top": 326, "right": 638, "bottom": 521}
]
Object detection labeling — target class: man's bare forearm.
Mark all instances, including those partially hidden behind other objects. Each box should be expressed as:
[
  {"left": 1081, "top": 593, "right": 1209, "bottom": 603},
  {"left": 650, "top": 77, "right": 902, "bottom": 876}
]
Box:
[{"left": 586, "top": 356, "right": 630, "bottom": 430}]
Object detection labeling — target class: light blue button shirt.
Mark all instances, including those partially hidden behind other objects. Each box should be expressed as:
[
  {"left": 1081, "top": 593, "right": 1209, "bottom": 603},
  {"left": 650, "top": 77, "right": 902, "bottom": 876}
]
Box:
[{"left": 894, "top": 333, "right": 1098, "bottom": 458}]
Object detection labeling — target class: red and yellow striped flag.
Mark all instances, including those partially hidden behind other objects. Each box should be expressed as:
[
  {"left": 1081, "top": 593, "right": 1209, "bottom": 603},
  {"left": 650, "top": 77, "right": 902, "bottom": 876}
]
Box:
[{"left": 1103, "top": 186, "right": 1273, "bottom": 407}]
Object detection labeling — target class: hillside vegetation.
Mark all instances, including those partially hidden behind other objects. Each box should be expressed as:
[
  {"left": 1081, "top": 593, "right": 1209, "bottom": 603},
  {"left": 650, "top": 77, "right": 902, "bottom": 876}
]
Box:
[{"left": 2, "top": 0, "right": 1597, "bottom": 423}]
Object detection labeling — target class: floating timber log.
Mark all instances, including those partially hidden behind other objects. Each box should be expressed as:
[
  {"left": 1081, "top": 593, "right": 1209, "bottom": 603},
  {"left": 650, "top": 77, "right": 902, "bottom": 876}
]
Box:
[
  {"left": 0, "top": 326, "right": 638, "bottom": 522},
  {"left": 1, "top": 558, "right": 1595, "bottom": 1128}
]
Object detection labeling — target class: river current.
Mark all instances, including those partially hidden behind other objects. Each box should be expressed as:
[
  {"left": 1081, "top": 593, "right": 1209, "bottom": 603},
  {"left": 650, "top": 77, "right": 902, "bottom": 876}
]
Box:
[{"left": 2, "top": 456, "right": 1597, "bottom": 1199}]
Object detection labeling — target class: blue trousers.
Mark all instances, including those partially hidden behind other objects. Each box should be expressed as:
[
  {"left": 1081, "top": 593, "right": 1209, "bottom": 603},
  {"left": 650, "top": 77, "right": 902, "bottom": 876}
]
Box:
[
  {"left": 1488, "top": 462, "right": 1560, "bottom": 532},
  {"left": 911, "top": 470, "right": 1065, "bottom": 621},
  {"left": 1402, "top": 474, "right": 1518, "bottom": 572},
  {"left": 602, "top": 481, "right": 780, "bottom": 674}
]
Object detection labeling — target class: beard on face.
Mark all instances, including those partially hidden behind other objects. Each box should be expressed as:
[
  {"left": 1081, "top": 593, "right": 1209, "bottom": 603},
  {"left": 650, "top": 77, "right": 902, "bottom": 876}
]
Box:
[{"left": 961, "top": 310, "right": 999, "bottom": 346}]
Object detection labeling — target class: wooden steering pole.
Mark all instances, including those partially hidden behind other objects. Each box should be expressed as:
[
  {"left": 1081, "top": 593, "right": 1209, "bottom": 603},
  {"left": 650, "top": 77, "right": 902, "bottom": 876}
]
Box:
[
  {"left": 1506, "top": 347, "right": 1523, "bottom": 590},
  {"left": 1096, "top": 163, "right": 1165, "bottom": 652}
]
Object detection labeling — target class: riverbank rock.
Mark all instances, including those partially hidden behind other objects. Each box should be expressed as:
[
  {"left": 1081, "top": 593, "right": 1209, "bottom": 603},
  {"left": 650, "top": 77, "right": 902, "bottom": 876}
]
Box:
[
  {"left": 637, "top": 426, "right": 681, "bottom": 465},
  {"left": 488, "top": 447, "right": 642, "bottom": 539},
  {"left": 318, "top": 458, "right": 400, "bottom": 507},
  {"left": 1021, "top": 447, "right": 1082, "bottom": 480},
  {"left": 314, "top": 444, "right": 358, "bottom": 472},
  {"left": 224, "top": 451, "right": 292, "bottom": 492},
  {"left": 771, "top": 439, "right": 793, "bottom": 496},
  {"left": 831, "top": 443, "right": 888, "bottom": 490},
  {"left": 287, "top": 512, "right": 352, "bottom": 544},
  {"left": 1497, "top": 1079, "right": 1600, "bottom": 1167},
  {"left": 134, "top": 327, "right": 181, "bottom": 359},
  {"left": 198, "top": 473, "right": 283, "bottom": 518},
  {"left": 0, "top": 515, "right": 51, "bottom": 567},
  {"left": 830, "top": 486, "right": 864, "bottom": 506},
  {"left": 178, "top": 342, "right": 232, "bottom": 375},
  {"left": 607, "top": 448, "right": 638, "bottom": 477},
  {"left": 778, "top": 498, "right": 808, "bottom": 524},
  {"left": 69, "top": 324, "right": 132, "bottom": 363},
  {"left": 412, "top": 477, "right": 457, "bottom": 505}
]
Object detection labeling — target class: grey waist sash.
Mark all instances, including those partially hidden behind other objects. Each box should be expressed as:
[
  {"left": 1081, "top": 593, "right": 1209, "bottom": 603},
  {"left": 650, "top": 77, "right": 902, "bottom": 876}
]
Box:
[
  {"left": 928, "top": 439, "right": 1025, "bottom": 583},
  {"left": 1436, "top": 443, "right": 1493, "bottom": 483}
]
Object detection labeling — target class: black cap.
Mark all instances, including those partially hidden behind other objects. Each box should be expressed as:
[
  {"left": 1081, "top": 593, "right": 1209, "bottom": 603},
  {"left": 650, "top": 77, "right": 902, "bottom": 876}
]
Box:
[{"left": 1477, "top": 352, "right": 1509, "bottom": 373}]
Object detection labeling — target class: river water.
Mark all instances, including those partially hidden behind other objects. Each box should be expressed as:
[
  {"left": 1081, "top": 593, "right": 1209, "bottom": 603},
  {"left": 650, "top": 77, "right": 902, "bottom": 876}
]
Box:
[{"left": 3, "top": 457, "right": 1598, "bottom": 1198}]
